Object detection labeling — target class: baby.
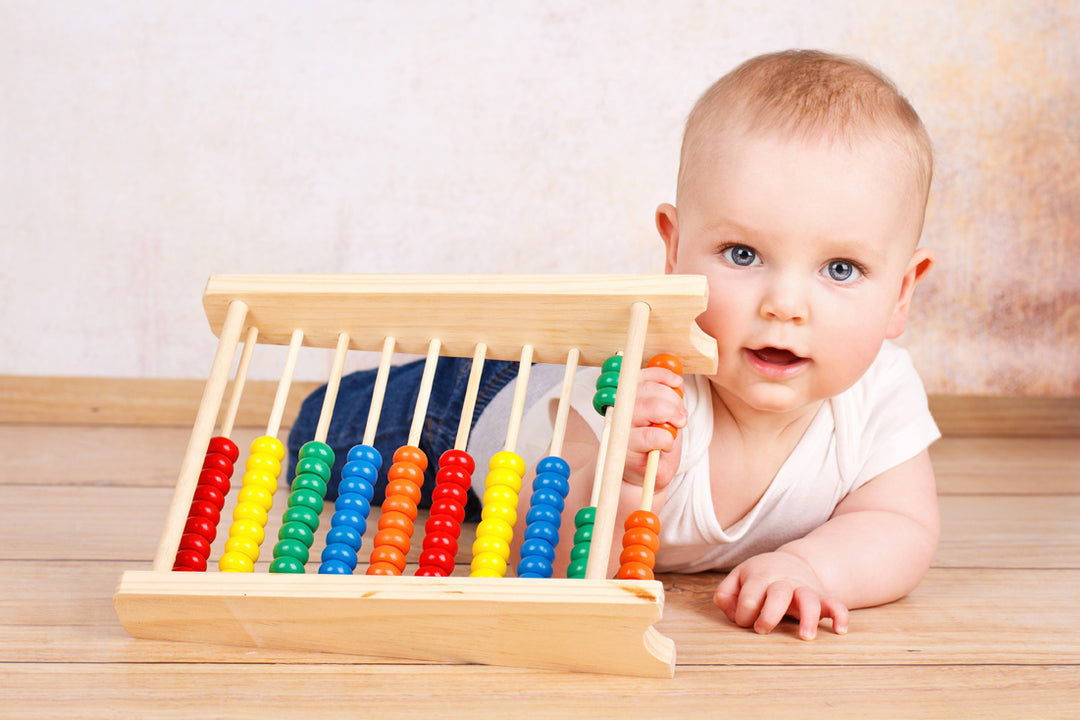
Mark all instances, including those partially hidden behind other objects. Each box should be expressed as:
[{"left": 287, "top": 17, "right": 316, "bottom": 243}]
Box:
[{"left": 289, "top": 49, "right": 939, "bottom": 641}]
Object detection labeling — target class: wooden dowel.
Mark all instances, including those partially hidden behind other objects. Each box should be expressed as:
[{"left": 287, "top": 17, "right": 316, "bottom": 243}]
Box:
[
  {"left": 590, "top": 408, "right": 613, "bottom": 508},
  {"left": 219, "top": 325, "right": 259, "bottom": 439},
  {"left": 640, "top": 450, "right": 660, "bottom": 511},
  {"left": 407, "top": 339, "right": 442, "bottom": 448},
  {"left": 547, "top": 347, "right": 579, "bottom": 459},
  {"left": 313, "top": 332, "right": 351, "bottom": 443},
  {"left": 454, "top": 343, "right": 488, "bottom": 451},
  {"left": 586, "top": 301, "right": 650, "bottom": 580},
  {"left": 265, "top": 329, "right": 304, "bottom": 439},
  {"left": 362, "top": 336, "right": 396, "bottom": 447},
  {"left": 153, "top": 299, "right": 248, "bottom": 571},
  {"left": 502, "top": 344, "right": 534, "bottom": 453}
]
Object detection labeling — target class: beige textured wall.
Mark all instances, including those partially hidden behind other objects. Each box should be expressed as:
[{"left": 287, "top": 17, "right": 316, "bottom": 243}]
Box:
[{"left": 2, "top": 2, "right": 1077, "bottom": 395}]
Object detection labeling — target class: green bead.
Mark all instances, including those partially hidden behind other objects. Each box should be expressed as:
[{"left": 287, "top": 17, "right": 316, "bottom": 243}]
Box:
[
  {"left": 288, "top": 487, "right": 324, "bottom": 514},
  {"left": 283, "top": 505, "right": 320, "bottom": 531},
  {"left": 575, "top": 506, "right": 596, "bottom": 527},
  {"left": 299, "top": 440, "right": 335, "bottom": 466},
  {"left": 296, "top": 456, "right": 331, "bottom": 482},
  {"left": 592, "top": 387, "right": 617, "bottom": 415},
  {"left": 573, "top": 524, "right": 593, "bottom": 546},
  {"left": 273, "top": 538, "right": 310, "bottom": 564},
  {"left": 279, "top": 520, "right": 315, "bottom": 548},
  {"left": 595, "top": 370, "right": 620, "bottom": 390},
  {"left": 566, "top": 559, "right": 588, "bottom": 579},
  {"left": 601, "top": 355, "right": 622, "bottom": 374},
  {"left": 269, "top": 556, "right": 306, "bottom": 574},
  {"left": 570, "top": 542, "right": 591, "bottom": 562},
  {"left": 292, "top": 472, "right": 328, "bottom": 497}
]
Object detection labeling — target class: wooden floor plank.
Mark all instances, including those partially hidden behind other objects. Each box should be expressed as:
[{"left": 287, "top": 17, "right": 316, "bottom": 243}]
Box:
[{"left": 931, "top": 437, "right": 1080, "bottom": 495}]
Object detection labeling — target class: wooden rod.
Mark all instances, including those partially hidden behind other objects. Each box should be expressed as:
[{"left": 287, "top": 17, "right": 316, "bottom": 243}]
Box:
[
  {"left": 454, "top": 343, "right": 488, "bottom": 451},
  {"left": 547, "top": 347, "right": 580, "bottom": 459},
  {"left": 265, "top": 329, "right": 304, "bottom": 439},
  {"left": 407, "top": 339, "right": 442, "bottom": 448},
  {"left": 362, "top": 336, "right": 396, "bottom": 447},
  {"left": 219, "top": 325, "right": 259, "bottom": 439},
  {"left": 313, "top": 332, "right": 351, "bottom": 443},
  {"left": 502, "top": 344, "right": 534, "bottom": 453}
]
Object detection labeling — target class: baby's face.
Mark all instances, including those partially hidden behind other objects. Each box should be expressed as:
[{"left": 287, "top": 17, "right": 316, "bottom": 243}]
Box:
[{"left": 661, "top": 131, "right": 927, "bottom": 416}]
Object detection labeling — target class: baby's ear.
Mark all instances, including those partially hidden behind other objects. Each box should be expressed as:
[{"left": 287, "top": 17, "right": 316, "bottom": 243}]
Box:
[
  {"left": 886, "top": 247, "right": 935, "bottom": 338},
  {"left": 656, "top": 204, "right": 680, "bottom": 274}
]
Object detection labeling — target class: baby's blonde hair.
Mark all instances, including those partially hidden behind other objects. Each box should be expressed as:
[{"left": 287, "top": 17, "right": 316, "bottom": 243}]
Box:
[{"left": 678, "top": 50, "right": 933, "bottom": 209}]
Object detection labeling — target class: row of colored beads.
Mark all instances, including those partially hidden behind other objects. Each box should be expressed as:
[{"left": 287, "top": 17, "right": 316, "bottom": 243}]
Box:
[
  {"left": 367, "top": 446, "right": 427, "bottom": 575},
  {"left": 516, "top": 456, "right": 571, "bottom": 578},
  {"left": 470, "top": 451, "right": 526, "bottom": 577},
  {"left": 218, "top": 435, "right": 284, "bottom": 572},
  {"left": 416, "top": 449, "right": 474, "bottom": 576},
  {"left": 174, "top": 436, "right": 239, "bottom": 571},
  {"left": 318, "top": 444, "right": 380, "bottom": 574},
  {"left": 267, "top": 441, "right": 333, "bottom": 573}
]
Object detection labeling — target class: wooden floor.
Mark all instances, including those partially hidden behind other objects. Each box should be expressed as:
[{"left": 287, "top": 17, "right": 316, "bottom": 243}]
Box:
[{"left": 1, "top": 388, "right": 1078, "bottom": 718}]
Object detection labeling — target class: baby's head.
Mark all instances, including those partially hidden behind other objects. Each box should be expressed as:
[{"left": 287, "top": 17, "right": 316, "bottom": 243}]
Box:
[{"left": 676, "top": 49, "right": 933, "bottom": 239}]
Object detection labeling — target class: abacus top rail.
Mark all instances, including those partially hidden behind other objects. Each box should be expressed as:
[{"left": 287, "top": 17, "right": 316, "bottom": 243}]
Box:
[{"left": 202, "top": 274, "right": 718, "bottom": 373}]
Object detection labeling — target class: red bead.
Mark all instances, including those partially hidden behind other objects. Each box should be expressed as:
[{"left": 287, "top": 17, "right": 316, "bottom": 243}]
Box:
[
  {"left": 206, "top": 436, "right": 240, "bottom": 463},
  {"left": 374, "top": 527, "right": 411, "bottom": 554},
  {"left": 187, "top": 499, "right": 221, "bottom": 526},
  {"left": 435, "top": 464, "right": 472, "bottom": 489},
  {"left": 438, "top": 449, "right": 475, "bottom": 475},
  {"left": 381, "top": 495, "right": 418, "bottom": 521},
  {"left": 386, "top": 478, "right": 423, "bottom": 506},
  {"left": 421, "top": 530, "right": 458, "bottom": 557},
  {"left": 202, "top": 452, "right": 233, "bottom": 476},
  {"left": 622, "top": 526, "right": 659, "bottom": 554},
  {"left": 198, "top": 467, "right": 231, "bottom": 495},
  {"left": 432, "top": 483, "right": 468, "bottom": 505},
  {"left": 417, "top": 547, "right": 455, "bottom": 575},
  {"left": 430, "top": 497, "right": 465, "bottom": 524},
  {"left": 425, "top": 514, "right": 461, "bottom": 537},
  {"left": 377, "top": 511, "right": 415, "bottom": 536},
  {"left": 184, "top": 515, "right": 217, "bottom": 543},
  {"left": 624, "top": 510, "right": 661, "bottom": 535},
  {"left": 415, "top": 565, "right": 447, "bottom": 577},
  {"left": 616, "top": 561, "right": 654, "bottom": 581},
  {"left": 392, "top": 445, "right": 427, "bottom": 471},
  {"left": 193, "top": 484, "right": 226, "bottom": 511},
  {"left": 173, "top": 548, "right": 207, "bottom": 572},
  {"left": 388, "top": 461, "right": 424, "bottom": 486},
  {"left": 647, "top": 353, "right": 683, "bottom": 375},
  {"left": 179, "top": 532, "right": 212, "bottom": 559}
]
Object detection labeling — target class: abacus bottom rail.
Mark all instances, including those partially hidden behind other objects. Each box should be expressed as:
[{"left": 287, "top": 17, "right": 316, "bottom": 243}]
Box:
[{"left": 113, "top": 570, "right": 675, "bottom": 678}]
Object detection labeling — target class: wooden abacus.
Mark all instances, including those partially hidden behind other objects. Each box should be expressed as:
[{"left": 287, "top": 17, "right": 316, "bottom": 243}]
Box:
[{"left": 114, "top": 274, "right": 717, "bottom": 677}]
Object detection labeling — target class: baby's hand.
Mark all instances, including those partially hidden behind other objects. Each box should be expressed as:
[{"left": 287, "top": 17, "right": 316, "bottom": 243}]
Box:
[
  {"left": 623, "top": 366, "right": 686, "bottom": 489},
  {"left": 713, "top": 551, "right": 850, "bottom": 640}
]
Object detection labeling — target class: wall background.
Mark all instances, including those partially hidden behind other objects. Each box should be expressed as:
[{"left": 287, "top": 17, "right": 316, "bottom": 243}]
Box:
[{"left": 2, "top": 1, "right": 1077, "bottom": 394}]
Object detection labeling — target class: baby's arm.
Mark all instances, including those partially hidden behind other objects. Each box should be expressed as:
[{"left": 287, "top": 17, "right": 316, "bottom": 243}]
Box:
[{"left": 714, "top": 449, "right": 939, "bottom": 639}]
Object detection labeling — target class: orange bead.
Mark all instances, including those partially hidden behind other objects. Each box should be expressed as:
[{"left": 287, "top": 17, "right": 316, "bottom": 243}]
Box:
[
  {"left": 368, "top": 546, "right": 407, "bottom": 573},
  {"left": 386, "top": 478, "right": 423, "bottom": 505},
  {"left": 617, "top": 561, "right": 655, "bottom": 581},
  {"left": 647, "top": 353, "right": 683, "bottom": 375},
  {"left": 624, "top": 510, "right": 661, "bottom": 534},
  {"left": 381, "top": 494, "right": 418, "bottom": 521},
  {"left": 388, "top": 461, "right": 424, "bottom": 486},
  {"left": 374, "top": 527, "right": 411, "bottom": 554},
  {"left": 367, "top": 561, "right": 402, "bottom": 576},
  {"left": 622, "top": 526, "right": 660, "bottom": 553},
  {"left": 619, "top": 543, "right": 656, "bottom": 569},
  {"left": 656, "top": 421, "right": 679, "bottom": 439},
  {"left": 378, "top": 511, "right": 415, "bottom": 536},
  {"left": 392, "top": 445, "right": 427, "bottom": 471}
]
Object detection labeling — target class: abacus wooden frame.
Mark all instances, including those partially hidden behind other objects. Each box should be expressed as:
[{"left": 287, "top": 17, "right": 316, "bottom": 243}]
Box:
[{"left": 114, "top": 274, "right": 717, "bottom": 678}]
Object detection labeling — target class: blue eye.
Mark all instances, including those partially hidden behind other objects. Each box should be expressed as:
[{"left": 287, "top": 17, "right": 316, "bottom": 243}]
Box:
[
  {"left": 826, "top": 260, "right": 861, "bottom": 283},
  {"left": 723, "top": 245, "right": 759, "bottom": 267}
]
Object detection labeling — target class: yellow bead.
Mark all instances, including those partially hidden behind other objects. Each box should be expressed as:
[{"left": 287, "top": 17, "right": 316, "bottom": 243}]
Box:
[
  {"left": 251, "top": 435, "right": 286, "bottom": 461},
  {"left": 242, "top": 470, "right": 278, "bottom": 495},
  {"left": 489, "top": 451, "right": 526, "bottom": 477},
  {"left": 237, "top": 485, "right": 274, "bottom": 512},
  {"left": 472, "top": 535, "right": 510, "bottom": 561},
  {"left": 482, "top": 485, "right": 519, "bottom": 510},
  {"left": 225, "top": 536, "right": 261, "bottom": 562},
  {"left": 470, "top": 551, "right": 507, "bottom": 577},
  {"left": 485, "top": 467, "right": 522, "bottom": 494},
  {"left": 476, "top": 518, "right": 514, "bottom": 543},
  {"left": 219, "top": 551, "right": 254, "bottom": 572},
  {"left": 229, "top": 519, "right": 265, "bottom": 545},
  {"left": 246, "top": 453, "right": 281, "bottom": 477},
  {"left": 233, "top": 501, "right": 268, "bottom": 526},
  {"left": 480, "top": 503, "right": 517, "bottom": 527}
]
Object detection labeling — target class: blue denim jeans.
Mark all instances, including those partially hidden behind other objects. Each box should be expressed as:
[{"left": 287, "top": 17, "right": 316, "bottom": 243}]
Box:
[{"left": 287, "top": 357, "right": 519, "bottom": 521}]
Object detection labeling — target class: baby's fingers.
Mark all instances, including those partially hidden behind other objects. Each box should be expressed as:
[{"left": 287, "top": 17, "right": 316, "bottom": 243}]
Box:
[{"left": 821, "top": 596, "right": 850, "bottom": 636}]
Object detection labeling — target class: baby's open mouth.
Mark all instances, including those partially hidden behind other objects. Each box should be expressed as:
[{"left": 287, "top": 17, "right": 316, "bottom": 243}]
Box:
[{"left": 751, "top": 347, "right": 804, "bottom": 365}]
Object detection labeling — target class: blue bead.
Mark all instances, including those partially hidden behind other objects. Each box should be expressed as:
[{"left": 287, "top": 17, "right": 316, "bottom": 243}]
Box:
[
  {"left": 531, "top": 488, "right": 565, "bottom": 513},
  {"left": 536, "top": 456, "right": 570, "bottom": 478},
  {"left": 335, "top": 492, "right": 371, "bottom": 517},
  {"left": 318, "top": 559, "right": 354, "bottom": 575},
  {"left": 331, "top": 509, "right": 368, "bottom": 534},
  {"left": 524, "top": 520, "right": 559, "bottom": 546},
  {"left": 341, "top": 460, "right": 378, "bottom": 486},
  {"left": 516, "top": 556, "right": 553, "bottom": 579},
  {"left": 338, "top": 476, "right": 375, "bottom": 500},
  {"left": 533, "top": 471, "right": 570, "bottom": 498},
  {"left": 526, "top": 504, "right": 561, "bottom": 528},
  {"left": 326, "top": 525, "right": 363, "bottom": 551},
  {"left": 521, "top": 537, "right": 556, "bottom": 562},
  {"left": 321, "top": 543, "right": 359, "bottom": 569},
  {"left": 347, "top": 443, "right": 382, "bottom": 468}
]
